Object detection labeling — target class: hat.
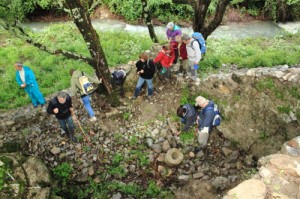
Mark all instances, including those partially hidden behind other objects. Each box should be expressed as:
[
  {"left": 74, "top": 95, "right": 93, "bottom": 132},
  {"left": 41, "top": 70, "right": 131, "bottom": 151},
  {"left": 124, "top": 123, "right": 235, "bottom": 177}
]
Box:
[
  {"left": 182, "top": 34, "right": 190, "bottom": 41},
  {"left": 195, "top": 96, "right": 208, "bottom": 106},
  {"left": 167, "top": 22, "right": 174, "bottom": 29}
]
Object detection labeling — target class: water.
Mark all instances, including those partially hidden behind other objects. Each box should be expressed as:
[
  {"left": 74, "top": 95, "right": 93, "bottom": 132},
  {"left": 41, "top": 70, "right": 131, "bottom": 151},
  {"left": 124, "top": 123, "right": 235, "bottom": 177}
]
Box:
[{"left": 22, "top": 19, "right": 299, "bottom": 40}]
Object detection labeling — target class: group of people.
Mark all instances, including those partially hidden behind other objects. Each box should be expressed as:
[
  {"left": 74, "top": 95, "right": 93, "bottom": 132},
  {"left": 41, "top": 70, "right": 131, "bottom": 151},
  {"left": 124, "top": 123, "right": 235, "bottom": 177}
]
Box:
[
  {"left": 14, "top": 22, "right": 212, "bottom": 146},
  {"left": 177, "top": 96, "right": 217, "bottom": 148},
  {"left": 132, "top": 21, "right": 203, "bottom": 100},
  {"left": 15, "top": 62, "right": 102, "bottom": 142}
]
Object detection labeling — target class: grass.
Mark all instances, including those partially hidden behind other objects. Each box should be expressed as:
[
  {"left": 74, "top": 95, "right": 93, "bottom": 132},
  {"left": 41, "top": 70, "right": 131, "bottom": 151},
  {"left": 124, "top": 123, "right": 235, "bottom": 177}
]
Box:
[{"left": 0, "top": 23, "right": 300, "bottom": 110}]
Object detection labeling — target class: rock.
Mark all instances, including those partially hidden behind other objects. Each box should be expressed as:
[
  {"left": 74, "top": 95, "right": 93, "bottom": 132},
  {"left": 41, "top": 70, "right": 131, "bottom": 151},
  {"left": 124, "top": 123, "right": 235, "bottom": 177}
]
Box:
[
  {"left": 224, "top": 179, "right": 267, "bottom": 199},
  {"left": 151, "top": 129, "right": 159, "bottom": 138},
  {"left": 167, "top": 135, "right": 177, "bottom": 148},
  {"left": 189, "top": 152, "right": 195, "bottom": 158},
  {"left": 167, "top": 118, "right": 179, "bottom": 135},
  {"left": 227, "top": 150, "right": 240, "bottom": 162},
  {"left": 146, "top": 138, "right": 154, "bottom": 147},
  {"left": 27, "top": 187, "right": 51, "bottom": 199},
  {"left": 5, "top": 120, "right": 15, "bottom": 126},
  {"left": 112, "top": 193, "right": 122, "bottom": 199},
  {"left": 50, "top": 147, "right": 61, "bottom": 155},
  {"left": 165, "top": 148, "right": 184, "bottom": 167},
  {"left": 196, "top": 151, "right": 204, "bottom": 158},
  {"left": 158, "top": 165, "right": 167, "bottom": 175},
  {"left": 178, "top": 175, "right": 190, "bottom": 182},
  {"left": 212, "top": 176, "right": 230, "bottom": 190},
  {"left": 88, "top": 167, "right": 94, "bottom": 176},
  {"left": 193, "top": 172, "right": 204, "bottom": 179},
  {"left": 157, "top": 153, "right": 165, "bottom": 162},
  {"left": 222, "top": 147, "right": 233, "bottom": 156},
  {"left": 162, "top": 140, "right": 171, "bottom": 152},
  {"left": 23, "top": 157, "right": 51, "bottom": 186},
  {"left": 129, "top": 165, "right": 136, "bottom": 172},
  {"left": 151, "top": 144, "right": 162, "bottom": 153}
]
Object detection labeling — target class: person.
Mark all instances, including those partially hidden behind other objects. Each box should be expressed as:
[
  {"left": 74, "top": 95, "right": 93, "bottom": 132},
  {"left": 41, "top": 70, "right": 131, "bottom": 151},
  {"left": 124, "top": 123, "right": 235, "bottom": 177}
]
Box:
[
  {"left": 176, "top": 104, "right": 198, "bottom": 135},
  {"left": 14, "top": 62, "right": 46, "bottom": 109},
  {"left": 175, "top": 35, "right": 188, "bottom": 75},
  {"left": 112, "top": 69, "right": 126, "bottom": 97},
  {"left": 132, "top": 53, "right": 156, "bottom": 100},
  {"left": 47, "top": 91, "right": 77, "bottom": 142},
  {"left": 195, "top": 96, "right": 215, "bottom": 147},
  {"left": 166, "top": 22, "right": 182, "bottom": 64},
  {"left": 182, "top": 34, "right": 201, "bottom": 81},
  {"left": 153, "top": 45, "right": 175, "bottom": 80},
  {"left": 70, "top": 69, "right": 102, "bottom": 122}
]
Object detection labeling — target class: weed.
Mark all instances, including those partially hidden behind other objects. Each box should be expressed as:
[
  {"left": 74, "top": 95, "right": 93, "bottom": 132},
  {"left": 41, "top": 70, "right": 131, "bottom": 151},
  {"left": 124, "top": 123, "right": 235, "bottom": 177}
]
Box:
[
  {"left": 122, "top": 111, "right": 131, "bottom": 120},
  {"left": 256, "top": 77, "right": 274, "bottom": 92},
  {"left": 52, "top": 162, "right": 73, "bottom": 183},
  {"left": 109, "top": 165, "right": 127, "bottom": 178},
  {"left": 83, "top": 146, "right": 91, "bottom": 152},
  {"left": 128, "top": 136, "right": 138, "bottom": 146},
  {"left": 230, "top": 140, "right": 240, "bottom": 148},
  {"left": 112, "top": 153, "right": 124, "bottom": 165},
  {"left": 145, "top": 180, "right": 161, "bottom": 198},
  {"left": 180, "top": 128, "right": 195, "bottom": 143},
  {"left": 277, "top": 105, "right": 291, "bottom": 114},
  {"left": 289, "top": 86, "right": 300, "bottom": 99},
  {"left": 241, "top": 168, "right": 258, "bottom": 180},
  {"left": 259, "top": 131, "right": 268, "bottom": 141}
]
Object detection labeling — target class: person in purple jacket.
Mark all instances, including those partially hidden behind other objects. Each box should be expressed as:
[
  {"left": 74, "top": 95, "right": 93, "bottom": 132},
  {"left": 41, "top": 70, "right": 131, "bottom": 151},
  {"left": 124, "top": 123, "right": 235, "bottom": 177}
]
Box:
[{"left": 166, "top": 22, "right": 182, "bottom": 64}]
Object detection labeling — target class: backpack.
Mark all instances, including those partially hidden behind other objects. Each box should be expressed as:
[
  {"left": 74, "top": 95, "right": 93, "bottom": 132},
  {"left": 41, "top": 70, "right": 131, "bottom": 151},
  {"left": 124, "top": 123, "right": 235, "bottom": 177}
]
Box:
[
  {"left": 146, "top": 59, "right": 158, "bottom": 74},
  {"left": 78, "top": 72, "right": 94, "bottom": 95},
  {"left": 112, "top": 70, "right": 126, "bottom": 85},
  {"left": 202, "top": 103, "right": 221, "bottom": 127},
  {"left": 191, "top": 32, "right": 206, "bottom": 54}
]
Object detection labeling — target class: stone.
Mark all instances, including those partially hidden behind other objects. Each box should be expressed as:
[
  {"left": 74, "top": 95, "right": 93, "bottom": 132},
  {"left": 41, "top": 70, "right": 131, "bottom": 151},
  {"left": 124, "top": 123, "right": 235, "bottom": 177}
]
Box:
[
  {"left": 50, "top": 147, "right": 61, "bottom": 155},
  {"left": 6, "top": 120, "right": 15, "bottom": 126},
  {"left": 212, "top": 176, "right": 230, "bottom": 190},
  {"left": 224, "top": 179, "right": 267, "bottom": 199},
  {"left": 129, "top": 164, "right": 136, "bottom": 172},
  {"left": 222, "top": 147, "right": 233, "bottom": 156},
  {"left": 193, "top": 172, "right": 204, "bottom": 179},
  {"left": 88, "top": 167, "right": 94, "bottom": 176},
  {"left": 23, "top": 157, "right": 51, "bottom": 186},
  {"left": 189, "top": 152, "right": 195, "bottom": 158},
  {"left": 162, "top": 140, "right": 171, "bottom": 152},
  {"left": 165, "top": 148, "right": 184, "bottom": 167},
  {"left": 146, "top": 138, "right": 153, "bottom": 147},
  {"left": 151, "top": 144, "right": 162, "bottom": 153},
  {"left": 112, "top": 193, "right": 122, "bottom": 199},
  {"left": 178, "top": 175, "right": 190, "bottom": 182},
  {"left": 157, "top": 153, "right": 165, "bottom": 162},
  {"left": 151, "top": 129, "right": 159, "bottom": 138},
  {"left": 157, "top": 165, "right": 167, "bottom": 175}
]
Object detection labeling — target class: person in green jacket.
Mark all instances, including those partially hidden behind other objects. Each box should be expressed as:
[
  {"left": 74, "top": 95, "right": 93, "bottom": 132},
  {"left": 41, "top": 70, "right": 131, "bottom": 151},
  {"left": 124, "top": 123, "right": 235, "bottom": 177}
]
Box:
[{"left": 70, "top": 69, "right": 102, "bottom": 122}]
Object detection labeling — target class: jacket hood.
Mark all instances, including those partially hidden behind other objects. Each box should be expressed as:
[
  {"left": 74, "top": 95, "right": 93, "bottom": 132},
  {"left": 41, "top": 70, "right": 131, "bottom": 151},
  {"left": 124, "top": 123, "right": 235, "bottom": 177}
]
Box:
[{"left": 174, "top": 25, "right": 181, "bottom": 31}]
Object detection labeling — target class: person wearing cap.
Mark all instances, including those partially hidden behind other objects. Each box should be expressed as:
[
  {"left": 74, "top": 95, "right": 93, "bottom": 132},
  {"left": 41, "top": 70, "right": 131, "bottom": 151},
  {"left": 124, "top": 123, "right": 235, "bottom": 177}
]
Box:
[
  {"left": 195, "top": 96, "right": 215, "bottom": 147},
  {"left": 176, "top": 104, "right": 198, "bottom": 135},
  {"left": 153, "top": 44, "right": 175, "bottom": 80},
  {"left": 47, "top": 91, "right": 77, "bottom": 143},
  {"left": 182, "top": 34, "right": 201, "bottom": 81},
  {"left": 14, "top": 62, "right": 46, "bottom": 109},
  {"left": 166, "top": 22, "right": 182, "bottom": 64}
]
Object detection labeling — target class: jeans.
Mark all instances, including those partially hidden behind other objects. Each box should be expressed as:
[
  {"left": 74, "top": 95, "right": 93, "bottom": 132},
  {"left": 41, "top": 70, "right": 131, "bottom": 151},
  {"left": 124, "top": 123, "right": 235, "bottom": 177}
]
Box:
[
  {"left": 134, "top": 77, "right": 153, "bottom": 97},
  {"left": 81, "top": 95, "right": 95, "bottom": 117},
  {"left": 58, "top": 116, "right": 75, "bottom": 134}
]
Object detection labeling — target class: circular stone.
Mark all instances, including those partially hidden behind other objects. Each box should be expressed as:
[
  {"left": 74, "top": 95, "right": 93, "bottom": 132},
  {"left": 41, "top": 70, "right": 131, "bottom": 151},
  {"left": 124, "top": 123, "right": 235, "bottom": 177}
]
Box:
[{"left": 164, "top": 148, "right": 184, "bottom": 167}]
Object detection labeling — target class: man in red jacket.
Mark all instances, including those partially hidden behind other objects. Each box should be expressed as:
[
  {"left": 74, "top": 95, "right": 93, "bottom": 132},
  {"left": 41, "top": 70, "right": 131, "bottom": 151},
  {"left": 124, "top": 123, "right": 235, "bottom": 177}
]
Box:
[{"left": 153, "top": 44, "right": 175, "bottom": 80}]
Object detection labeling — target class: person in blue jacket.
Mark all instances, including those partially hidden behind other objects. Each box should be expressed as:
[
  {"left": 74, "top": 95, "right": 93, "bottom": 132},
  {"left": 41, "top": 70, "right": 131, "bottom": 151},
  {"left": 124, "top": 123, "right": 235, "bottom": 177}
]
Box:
[
  {"left": 176, "top": 104, "right": 198, "bottom": 135},
  {"left": 195, "top": 96, "right": 215, "bottom": 147},
  {"left": 14, "top": 62, "right": 46, "bottom": 108}
]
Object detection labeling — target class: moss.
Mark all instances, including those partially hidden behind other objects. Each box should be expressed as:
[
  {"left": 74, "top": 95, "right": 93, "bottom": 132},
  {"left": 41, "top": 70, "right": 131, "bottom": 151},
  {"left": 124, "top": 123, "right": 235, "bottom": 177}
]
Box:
[{"left": 0, "top": 142, "right": 22, "bottom": 153}]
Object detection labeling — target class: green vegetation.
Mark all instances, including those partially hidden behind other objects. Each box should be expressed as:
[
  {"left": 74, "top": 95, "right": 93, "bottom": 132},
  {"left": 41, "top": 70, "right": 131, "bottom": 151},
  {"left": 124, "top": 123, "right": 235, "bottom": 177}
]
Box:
[
  {"left": 256, "top": 77, "right": 275, "bottom": 91},
  {"left": 1, "top": 22, "right": 299, "bottom": 110},
  {"left": 122, "top": 111, "right": 132, "bottom": 121},
  {"left": 52, "top": 162, "right": 73, "bottom": 183},
  {"left": 277, "top": 105, "right": 291, "bottom": 114},
  {"left": 180, "top": 129, "right": 195, "bottom": 143}
]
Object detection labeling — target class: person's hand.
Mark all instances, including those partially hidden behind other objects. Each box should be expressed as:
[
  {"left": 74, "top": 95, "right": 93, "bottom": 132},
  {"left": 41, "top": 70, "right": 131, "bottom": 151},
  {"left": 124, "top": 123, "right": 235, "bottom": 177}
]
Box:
[
  {"left": 194, "top": 62, "right": 198, "bottom": 65},
  {"left": 53, "top": 108, "right": 59, "bottom": 113},
  {"left": 21, "top": 84, "right": 26, "bottom": 88},
  {"left": 99, "top": 78, "right": 102, "bottom": 83},
  {"left": 140, "top": 70, "right": 144, "bottom": 74}
]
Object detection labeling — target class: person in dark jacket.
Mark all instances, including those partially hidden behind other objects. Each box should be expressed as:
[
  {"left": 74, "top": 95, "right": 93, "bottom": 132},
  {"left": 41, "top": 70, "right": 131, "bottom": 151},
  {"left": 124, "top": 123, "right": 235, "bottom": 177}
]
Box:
[
  {"left": 132, "top": 53, "right": 156, "bottom": 100},
  {"left": 177, "top": 104, "right": 198, "bottom": 135},
  {"left": 195, "top": 96, "right": 215, "bottom": 147},
  {"left": 47, "top": 91, "right": 77, "bottom": 143}
]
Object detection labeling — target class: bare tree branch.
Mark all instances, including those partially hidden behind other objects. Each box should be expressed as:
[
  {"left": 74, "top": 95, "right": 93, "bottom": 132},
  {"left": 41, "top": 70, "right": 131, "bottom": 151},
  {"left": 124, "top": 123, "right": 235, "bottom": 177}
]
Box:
[
  {"left": 88, "top": 0, "right": 102, "bottom": 14},
  {"left": 0, "top": 19, "right": 94, "bottom": 65}
]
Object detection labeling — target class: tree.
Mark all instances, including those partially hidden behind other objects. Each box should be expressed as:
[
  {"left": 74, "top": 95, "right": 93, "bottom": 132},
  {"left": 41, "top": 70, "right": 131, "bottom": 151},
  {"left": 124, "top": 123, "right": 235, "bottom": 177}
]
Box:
[
  {"left": 141, "top": 0, "right": 159, "bottom": 43},
  {"left": 0, "top": 0, "right": 113, "bottom": 94},
  {"left": 172, "top": 0, "right": 232, "bottom": 39}
]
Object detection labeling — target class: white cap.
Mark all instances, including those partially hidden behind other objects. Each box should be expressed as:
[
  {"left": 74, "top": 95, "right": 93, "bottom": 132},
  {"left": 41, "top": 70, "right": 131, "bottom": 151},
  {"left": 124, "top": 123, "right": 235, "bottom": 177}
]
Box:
[{"left": 167, "top": 22, "right": 174, "bottom": 29}]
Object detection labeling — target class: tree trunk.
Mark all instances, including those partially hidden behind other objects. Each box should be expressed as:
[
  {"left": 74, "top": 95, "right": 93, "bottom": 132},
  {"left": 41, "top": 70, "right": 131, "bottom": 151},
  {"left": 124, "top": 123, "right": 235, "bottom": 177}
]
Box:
[
  {"left": 65, "top": 0, "right": 113, "bottom": 94},
  {"left": 276, "top": 0, "right": 289, "bottom": 22},
  {"left": 141, "top": 0, "right": 159, "bottom": 43},
  {"left": 173, "top": 0, "right": 231, "bottom": 40}
]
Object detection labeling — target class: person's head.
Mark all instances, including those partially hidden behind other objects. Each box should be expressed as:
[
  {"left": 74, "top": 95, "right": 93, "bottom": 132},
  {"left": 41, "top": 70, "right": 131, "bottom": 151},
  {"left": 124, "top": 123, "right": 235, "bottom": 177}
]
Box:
[
  {"left": 167, "top": 22, "right": 174, "bottom": 30},
  {"left": 57, "top": 91, "right": 68, "bottom": 104},
  {"left": 139, "top": 53, "right": 149, "bottom": 62},
  {"left": 175, "top": 35, "right": 182, "bottom": 43},
  {"left": 177, "top": 105, "right": 187, "bottom": 117},
  {"left": 69, "top": 69, "right": 75, "bottom": 76},
  {"left": 14, "top": 62, "right": 23, "bottom": 71},
  {"left": 162, "top": 44, "right": 172, "bottom": 53},
  {"left": 195, "top": 96, "right": 209, "bottom": 108},
  {"left": 182, "top": 34, "right": 191, "bottom": 44}
]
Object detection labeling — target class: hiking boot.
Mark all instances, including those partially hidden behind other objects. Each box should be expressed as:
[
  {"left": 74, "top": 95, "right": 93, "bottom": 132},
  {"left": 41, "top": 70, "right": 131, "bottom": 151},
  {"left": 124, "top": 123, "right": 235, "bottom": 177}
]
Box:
[{"left": 89, "top": 116, "right": 97, "bottom": 122}]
